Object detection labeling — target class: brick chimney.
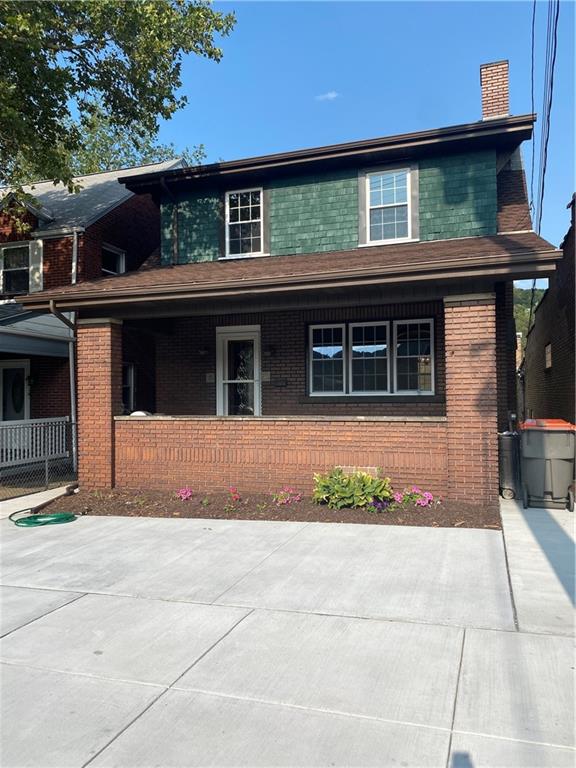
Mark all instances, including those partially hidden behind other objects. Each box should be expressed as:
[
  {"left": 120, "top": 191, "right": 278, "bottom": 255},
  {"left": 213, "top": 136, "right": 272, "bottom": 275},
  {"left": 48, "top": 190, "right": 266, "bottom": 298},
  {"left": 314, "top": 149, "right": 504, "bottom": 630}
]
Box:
[{"left": 480, "top": 61, "right": 509, "bottom": 119}]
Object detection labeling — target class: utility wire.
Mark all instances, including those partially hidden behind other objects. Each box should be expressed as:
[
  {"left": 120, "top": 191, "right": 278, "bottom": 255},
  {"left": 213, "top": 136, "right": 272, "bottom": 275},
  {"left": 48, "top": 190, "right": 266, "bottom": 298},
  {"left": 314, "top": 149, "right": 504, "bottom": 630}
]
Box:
[{"left": 528, "top": 0, "right": 560, "bottom": 334}]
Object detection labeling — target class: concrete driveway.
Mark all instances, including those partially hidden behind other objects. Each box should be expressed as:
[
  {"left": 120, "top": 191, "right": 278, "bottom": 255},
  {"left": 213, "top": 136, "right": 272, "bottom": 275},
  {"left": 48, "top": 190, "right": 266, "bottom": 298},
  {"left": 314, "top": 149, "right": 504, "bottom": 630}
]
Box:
[{"left": 0, "top": 508, "right": 573, "bottom": 767}]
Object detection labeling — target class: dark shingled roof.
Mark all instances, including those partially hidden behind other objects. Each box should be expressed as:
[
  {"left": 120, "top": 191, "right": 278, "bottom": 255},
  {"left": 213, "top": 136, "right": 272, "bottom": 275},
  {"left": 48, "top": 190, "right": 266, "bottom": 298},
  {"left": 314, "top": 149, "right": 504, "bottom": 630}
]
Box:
[{"left": 20, "top": 231, "right": 559, "bottom": 311}]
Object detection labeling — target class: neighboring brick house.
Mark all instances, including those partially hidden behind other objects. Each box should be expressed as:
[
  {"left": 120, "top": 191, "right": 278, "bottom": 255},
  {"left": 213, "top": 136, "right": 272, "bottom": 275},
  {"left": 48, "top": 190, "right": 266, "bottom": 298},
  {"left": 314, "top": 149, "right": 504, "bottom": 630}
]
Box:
[
  {"left": 0, "top": 159, "right": 181, "bottom": 424},
  {"left": 522, "top": 195, "right": 575, "bottom": 423},
  {"left": 21, "top": 62, "right": 560, "bottom": 509}
]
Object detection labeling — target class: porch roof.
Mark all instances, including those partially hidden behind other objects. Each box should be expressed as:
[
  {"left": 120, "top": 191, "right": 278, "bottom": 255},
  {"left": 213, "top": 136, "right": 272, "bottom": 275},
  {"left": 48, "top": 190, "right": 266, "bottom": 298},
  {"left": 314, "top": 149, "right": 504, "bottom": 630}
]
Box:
[{"left": 20, "top": 231, "right": 558, "bottom": 312}]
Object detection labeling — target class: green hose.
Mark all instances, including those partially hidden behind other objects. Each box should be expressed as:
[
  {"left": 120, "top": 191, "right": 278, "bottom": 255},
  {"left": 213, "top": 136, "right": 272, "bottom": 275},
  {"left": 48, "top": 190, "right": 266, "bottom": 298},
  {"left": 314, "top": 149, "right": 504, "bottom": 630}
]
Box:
[{"left": 9, "top": 510, "right": 77, "bottom": 527}]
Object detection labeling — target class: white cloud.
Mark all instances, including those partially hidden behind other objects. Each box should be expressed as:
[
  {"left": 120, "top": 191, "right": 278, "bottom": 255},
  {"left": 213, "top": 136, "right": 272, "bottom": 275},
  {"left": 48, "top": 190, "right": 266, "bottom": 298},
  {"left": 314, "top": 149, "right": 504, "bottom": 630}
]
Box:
[{"left": 315, "top": 90, "right": 340, "bottom": 102}]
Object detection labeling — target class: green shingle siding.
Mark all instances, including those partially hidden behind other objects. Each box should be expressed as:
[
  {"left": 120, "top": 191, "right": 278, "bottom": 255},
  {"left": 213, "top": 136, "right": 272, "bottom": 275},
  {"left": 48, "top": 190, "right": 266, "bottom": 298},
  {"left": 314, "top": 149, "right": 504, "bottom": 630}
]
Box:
[
  {"left": 160, "top": 151, "right": 498, "bottom": 263},
  {"left": 161, "top": 191, "right": 221, "bottom": 264},
  {"left": 419, "top": 151, "right": 497, "bottom": 241},
  {"left": 268, "top": 171, "right": 358, "bottom": 255}
]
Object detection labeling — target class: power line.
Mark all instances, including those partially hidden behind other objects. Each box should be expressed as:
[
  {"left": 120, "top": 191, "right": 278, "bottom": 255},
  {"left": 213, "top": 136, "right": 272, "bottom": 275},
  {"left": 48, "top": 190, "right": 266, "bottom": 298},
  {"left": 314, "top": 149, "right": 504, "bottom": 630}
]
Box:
[
  {"left": 529, "top": 0, "right": 537, "bottom": 212},
  {"left": 528, "top": 0, "right": 560, "bottom": 334}
]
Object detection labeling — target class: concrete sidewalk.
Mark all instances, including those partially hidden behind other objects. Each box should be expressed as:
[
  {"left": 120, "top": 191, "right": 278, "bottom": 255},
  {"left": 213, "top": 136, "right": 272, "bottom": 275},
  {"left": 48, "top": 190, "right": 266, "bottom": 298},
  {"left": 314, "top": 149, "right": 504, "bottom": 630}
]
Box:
[
  {"left": 0, "top": 512, "right": 574, "bottom": 767},
  {"left": 0, "top": 486, "right": 71, "bottom": 520},
  {"left": 501, "top": 498, "right": 574, "bottom": 636}
]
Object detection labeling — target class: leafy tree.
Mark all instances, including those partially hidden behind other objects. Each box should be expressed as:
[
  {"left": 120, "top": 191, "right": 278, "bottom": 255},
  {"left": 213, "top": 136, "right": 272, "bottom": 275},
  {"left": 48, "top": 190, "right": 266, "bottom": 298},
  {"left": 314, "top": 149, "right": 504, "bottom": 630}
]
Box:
[
  {"left": 514, "top": 286, "right": 546, "bottom": 349},
  {"left": 66, "top": 108, "right": 205, "bottom": 176},
  {"left": 0, "top": 0, "right": 234, "bottom": 192}
]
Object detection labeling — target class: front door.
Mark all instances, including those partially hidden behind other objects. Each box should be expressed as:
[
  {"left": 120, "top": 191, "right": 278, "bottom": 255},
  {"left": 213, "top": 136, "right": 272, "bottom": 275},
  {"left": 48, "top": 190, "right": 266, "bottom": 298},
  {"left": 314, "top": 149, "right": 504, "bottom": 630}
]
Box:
[
  {"left": 216, "top": 326, "right": 261, "bottom": 416},
  {"left": 0, "top": 361, "right": 29, "bottom": 421}
]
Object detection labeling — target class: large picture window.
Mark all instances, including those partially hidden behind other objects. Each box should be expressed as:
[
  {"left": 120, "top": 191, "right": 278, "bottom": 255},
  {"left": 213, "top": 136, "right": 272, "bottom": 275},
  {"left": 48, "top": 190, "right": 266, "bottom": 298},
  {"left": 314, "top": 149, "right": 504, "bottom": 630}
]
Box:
[
  {"left": 225, "top": 188, "right": 263, "bottom": 258},
  {"left": 309, "top": 319, "right": 434, "bottom": 396}
]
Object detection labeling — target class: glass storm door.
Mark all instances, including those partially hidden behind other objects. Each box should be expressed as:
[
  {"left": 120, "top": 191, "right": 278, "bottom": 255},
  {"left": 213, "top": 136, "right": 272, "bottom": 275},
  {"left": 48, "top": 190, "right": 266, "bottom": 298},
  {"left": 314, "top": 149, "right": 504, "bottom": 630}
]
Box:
[
  {"left": 216, "top": 327, "right": 261, "bottom": 416},
  {"left": 0, "top": 363, "right": 29, "bottom": 421}
]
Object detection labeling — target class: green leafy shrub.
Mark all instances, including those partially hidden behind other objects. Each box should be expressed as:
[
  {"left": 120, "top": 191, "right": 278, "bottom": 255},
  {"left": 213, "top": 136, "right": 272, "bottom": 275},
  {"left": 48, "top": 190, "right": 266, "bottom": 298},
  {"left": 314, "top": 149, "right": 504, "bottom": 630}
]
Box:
[{"left": 312, "top": 467, "right": 393, "bottom": 510}]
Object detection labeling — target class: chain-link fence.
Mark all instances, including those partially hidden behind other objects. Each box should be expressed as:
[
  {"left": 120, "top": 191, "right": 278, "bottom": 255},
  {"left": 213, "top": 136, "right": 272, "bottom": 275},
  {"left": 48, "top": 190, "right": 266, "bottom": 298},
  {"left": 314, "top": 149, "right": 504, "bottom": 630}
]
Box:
[{"left": 0, "top": 417, "right": 77, "bottom": 501}]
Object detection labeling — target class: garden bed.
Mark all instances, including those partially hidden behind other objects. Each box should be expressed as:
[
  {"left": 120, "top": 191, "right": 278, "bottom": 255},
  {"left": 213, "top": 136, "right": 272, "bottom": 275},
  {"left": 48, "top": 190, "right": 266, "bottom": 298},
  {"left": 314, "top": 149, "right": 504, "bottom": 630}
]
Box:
[{"left": 45, "top": 489, "right": 501, "bottom": 529}]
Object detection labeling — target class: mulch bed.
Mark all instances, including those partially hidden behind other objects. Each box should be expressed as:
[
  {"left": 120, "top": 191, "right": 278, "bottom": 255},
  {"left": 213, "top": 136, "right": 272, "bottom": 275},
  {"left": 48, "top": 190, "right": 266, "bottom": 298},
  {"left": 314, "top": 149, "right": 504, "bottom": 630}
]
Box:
[{"left": 45, "top": 488, "right": 501, "bottom": 529}]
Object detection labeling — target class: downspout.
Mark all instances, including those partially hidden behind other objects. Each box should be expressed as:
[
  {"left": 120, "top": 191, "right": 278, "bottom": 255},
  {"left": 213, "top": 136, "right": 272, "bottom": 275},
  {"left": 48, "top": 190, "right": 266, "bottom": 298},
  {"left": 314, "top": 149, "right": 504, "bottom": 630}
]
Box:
[
  {"left": 160, "top": 177, "right": 179, "bottom": 265},
  {"left": 68, "top": 228, "right": 79, "bottom": 472}
]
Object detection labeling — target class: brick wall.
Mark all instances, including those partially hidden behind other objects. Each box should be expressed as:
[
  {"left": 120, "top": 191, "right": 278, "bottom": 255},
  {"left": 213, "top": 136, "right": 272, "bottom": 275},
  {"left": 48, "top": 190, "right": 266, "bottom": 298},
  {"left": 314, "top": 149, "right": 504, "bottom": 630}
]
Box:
[
  {"left": 524, "top": 211, "right": 575, "bottom": 422},
  {"left": 114, "top": 417, "right": 448, "bottom": 495},
  {"left": 0, "top": 210, "right": 37, "bottom": 242},
  {"left": 444, "top": 295, "right": 499, "bottom": 507},
  {"left": 30, "top": 356, "right": 70, "bottom": 418},
  {"left": 79, "top": 193, "right": 161, "bottom": 281},
  {"left": 480, "top": 61, "right": 509, "bottom": 119},
  {"left": 77, "top": 321, "right": 123, "bottom": 488},
  {"left": 154, "top": 302, "right": 446, "bottom": 418}
]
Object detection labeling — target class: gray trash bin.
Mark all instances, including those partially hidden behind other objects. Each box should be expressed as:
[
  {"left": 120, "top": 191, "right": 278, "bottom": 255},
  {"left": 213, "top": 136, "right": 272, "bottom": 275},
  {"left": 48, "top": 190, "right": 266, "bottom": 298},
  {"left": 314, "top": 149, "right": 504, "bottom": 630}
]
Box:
[
  {"left": 499, "top": 432, "right": 519, "bottom": 499},
  {"left": 520, "top": 419, "right": 576, "bottom": 509}
]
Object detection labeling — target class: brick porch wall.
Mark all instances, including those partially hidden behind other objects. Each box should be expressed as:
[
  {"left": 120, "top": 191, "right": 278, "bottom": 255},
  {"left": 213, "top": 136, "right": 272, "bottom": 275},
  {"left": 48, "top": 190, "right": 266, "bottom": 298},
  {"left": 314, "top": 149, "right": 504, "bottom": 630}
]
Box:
[
  {"left": 444, "top": 294, "right": 499, "bottom": 507},
  {"left": 114, "top": 416, "right": 448, "bottom": 495},
  {"left": 77, "top": 320, "right": 123, "bottom": 488}
]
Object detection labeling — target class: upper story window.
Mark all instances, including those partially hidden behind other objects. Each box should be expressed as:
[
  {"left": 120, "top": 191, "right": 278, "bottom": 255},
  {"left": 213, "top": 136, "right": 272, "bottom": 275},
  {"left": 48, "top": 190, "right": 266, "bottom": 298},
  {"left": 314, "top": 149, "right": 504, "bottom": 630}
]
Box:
[
  {"left": 359, "top": 165, "right": 418, "bottom": 246},
  {"left": 367, "top": 169, "right": 411, "bottom": 243},
  {"left": 101, "top": 244, "right": 126, "bottom": 276},
  {"left": 0, "top": 244, "right": 30, "bottom": 294},
  {"left": 225, "top": 188, "right": 263, "bottom": 258}
]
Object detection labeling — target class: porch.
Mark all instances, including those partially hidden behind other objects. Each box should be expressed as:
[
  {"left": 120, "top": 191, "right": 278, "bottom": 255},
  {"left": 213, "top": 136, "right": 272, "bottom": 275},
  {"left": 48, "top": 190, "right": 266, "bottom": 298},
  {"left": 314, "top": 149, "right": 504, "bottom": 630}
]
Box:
[{"left": 75, "top": 287, "right": 505, "bottom": 508}]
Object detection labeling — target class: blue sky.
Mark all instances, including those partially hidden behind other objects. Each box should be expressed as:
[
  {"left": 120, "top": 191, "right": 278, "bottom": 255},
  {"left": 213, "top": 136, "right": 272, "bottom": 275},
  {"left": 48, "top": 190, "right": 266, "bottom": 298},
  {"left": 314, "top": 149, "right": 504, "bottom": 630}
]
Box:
[{"left": 159, "top": 0, "right": 574, "bottom": 254}]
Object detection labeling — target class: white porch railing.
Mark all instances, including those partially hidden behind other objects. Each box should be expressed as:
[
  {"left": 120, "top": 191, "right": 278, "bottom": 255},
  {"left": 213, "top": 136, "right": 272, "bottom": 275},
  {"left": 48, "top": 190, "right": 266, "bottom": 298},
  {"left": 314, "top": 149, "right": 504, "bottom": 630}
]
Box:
[{"left": 0, "top": 417, "right": 71, "bottom": 468}]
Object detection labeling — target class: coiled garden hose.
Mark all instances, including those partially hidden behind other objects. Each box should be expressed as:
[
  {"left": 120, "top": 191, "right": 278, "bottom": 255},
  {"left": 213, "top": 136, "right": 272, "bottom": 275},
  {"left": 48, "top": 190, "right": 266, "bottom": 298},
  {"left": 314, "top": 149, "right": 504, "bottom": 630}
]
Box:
[{"left": 9, "top": 510, "right": 77, "bottom": 527}]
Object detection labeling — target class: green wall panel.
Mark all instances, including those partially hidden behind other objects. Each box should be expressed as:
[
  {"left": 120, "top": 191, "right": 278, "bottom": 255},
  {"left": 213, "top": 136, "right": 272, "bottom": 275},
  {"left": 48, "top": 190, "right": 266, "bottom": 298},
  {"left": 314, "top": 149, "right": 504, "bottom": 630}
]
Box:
[
  {"left": 268, "top": 171, "right": 358, "bottom": 255},
  {"left": 160, "top": 151, "right": 498, "bottom": 263},
  {"left": 419, "top": 151, "right": 497, "bottom": 240}
]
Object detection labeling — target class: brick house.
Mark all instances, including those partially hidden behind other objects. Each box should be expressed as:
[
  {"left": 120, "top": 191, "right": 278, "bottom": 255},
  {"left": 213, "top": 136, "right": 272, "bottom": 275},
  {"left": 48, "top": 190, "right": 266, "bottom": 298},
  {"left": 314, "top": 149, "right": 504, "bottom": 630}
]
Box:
[
  {"left": 522, "top": 195, "right": 575, "bottom": 423},
  {"left": 21, "top": 62, "right": 560, "bottom": 509},
  {"left": 0, "top": 159, "right": 181, "bottom": 426}
]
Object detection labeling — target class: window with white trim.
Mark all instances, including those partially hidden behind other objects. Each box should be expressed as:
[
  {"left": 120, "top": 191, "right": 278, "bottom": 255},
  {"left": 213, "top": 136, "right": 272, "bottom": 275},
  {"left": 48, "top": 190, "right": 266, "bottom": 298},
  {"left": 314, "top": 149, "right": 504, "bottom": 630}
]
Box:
[
  {"left": 309, "top": 325, "right": 345, "bottom": 394},
  {"left": 394, "top": 320, "right": 434, "bottom": 394},
  {"left": 367, "top": 169, "right": 411, "bottom": 243},
  {"left": 309, "top": 319, "right": 434, "bottom": 396},
  {"left": 0, "top": 244, "right": 30, "bottom": 294},
  {"left": 102, "top": 244, "right": 126, "bottom": 276},
  {"left": 225, "top": 189, "right": 263, "bottom": 257},
  {"left": 349, "top": 322, "right": 390, "bottom": 394}
]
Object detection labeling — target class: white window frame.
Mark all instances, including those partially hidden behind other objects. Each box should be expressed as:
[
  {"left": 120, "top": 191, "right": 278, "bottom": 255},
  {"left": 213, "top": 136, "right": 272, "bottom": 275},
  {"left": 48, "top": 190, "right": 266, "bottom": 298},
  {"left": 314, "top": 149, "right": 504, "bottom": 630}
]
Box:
[
  {"left": 101, "top": 243, "right": 126, "bottom": 276},
  {"left": 309, "top": 324, "right": 347, "bottom": 396},
  {"left": 0, "top": 359, "right": 30, "bottom": 421},
  {"left": 0, "top": 242, "right": 31, "bottom": 294},
  {"left": 365, "top": 168, "right": 412, "bottom": 245},
  {"left": 348, "top": 321, "right": 391, "bottom": 395},
  {"left": 122, "top": 363, "right": 135, "bottom": 413},
  {"left": 393, "top": 319, "right": 435, "bottom": 396},
  {"left": 222, "top": 187, "right": 265, "bottom": 260},
  {"left": 216, "top": 325, "right": 262, "bottom": 416}
]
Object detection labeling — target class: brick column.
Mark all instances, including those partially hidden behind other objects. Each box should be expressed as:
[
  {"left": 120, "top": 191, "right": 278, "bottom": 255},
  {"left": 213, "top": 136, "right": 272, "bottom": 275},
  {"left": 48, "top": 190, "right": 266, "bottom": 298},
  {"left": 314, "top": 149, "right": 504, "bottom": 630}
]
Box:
[
  {"left": 444, "top": 294, "right": 499, "bottom": 508},
  {"left": 76, "top": 319, "right": 123, "bottom": 489}
]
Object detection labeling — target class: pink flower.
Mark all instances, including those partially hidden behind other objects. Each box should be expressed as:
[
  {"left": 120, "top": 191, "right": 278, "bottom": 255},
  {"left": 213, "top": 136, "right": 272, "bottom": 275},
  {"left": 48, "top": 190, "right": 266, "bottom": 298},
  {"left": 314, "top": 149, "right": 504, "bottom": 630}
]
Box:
[
  {"left": 393, "top": 492, "right": 404, "bottom": 503},
  {"left": 411, "top": 486, "right": 422, "bottom": 494},
  {"left": 176, "top": 486, "right": 193, "bottom": 501}
]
